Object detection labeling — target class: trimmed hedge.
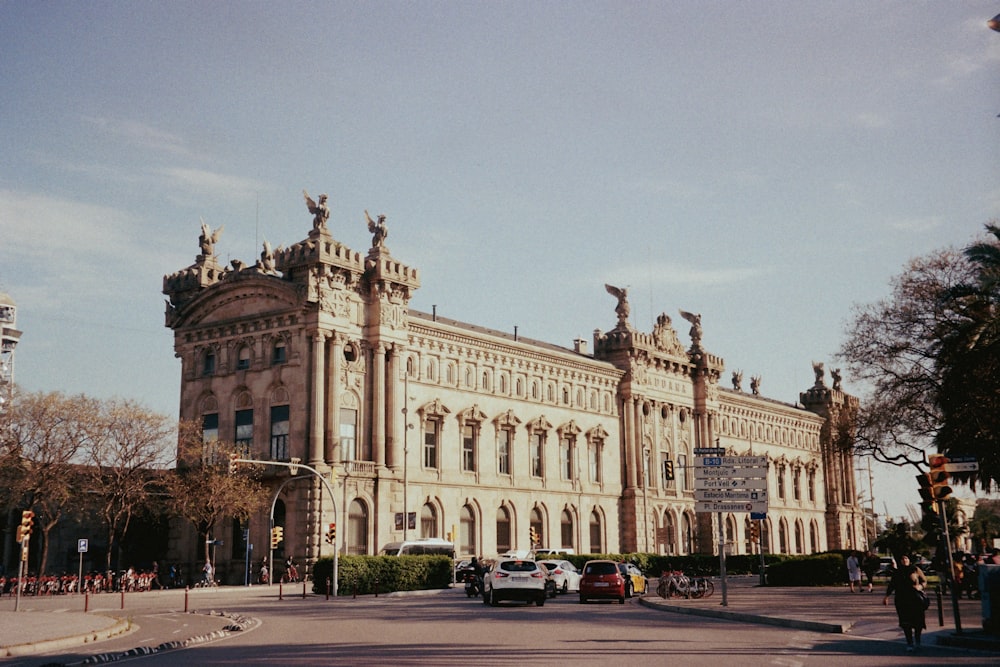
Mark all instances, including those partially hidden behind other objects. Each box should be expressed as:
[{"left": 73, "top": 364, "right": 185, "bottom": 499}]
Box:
[
  {"left": 311, "top": 554, "right": 453, "bottom": 595},
  {"left": 309, "top": 551, "right": 847, "bottom": 594}
]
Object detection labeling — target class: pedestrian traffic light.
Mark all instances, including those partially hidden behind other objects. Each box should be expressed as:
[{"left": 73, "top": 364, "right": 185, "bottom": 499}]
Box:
[
  {"left": 663, "top": 459, "right": 675, "bottom": 482},
  {"left": 529, "top": 526, "right": 539, "bottom": 547},
  {"left": 916, "top": 473, "right": 937, "bottom": 515},
  {"left": 928, "top": 454, "right": 952, "bottom": 500},
  {"left": 18, "top": 510, "right": 34, "bottom": 542},
  {"left": 271, "top": 526, "right": 283, "bottom": 549},
  {"left": 325, "top": 522, "right": 336, "bottom": 544},
  {"left": 228, "top": 452, "right": 239, "bottom": 475}
]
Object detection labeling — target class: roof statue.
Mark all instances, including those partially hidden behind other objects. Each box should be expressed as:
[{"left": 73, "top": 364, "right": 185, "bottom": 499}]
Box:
[
  {"left": 365, "top": 209, "right": 388, "bottom": 249},
  {"left": 750, "top": 375, "right": 761, "bottom": 395},
  {"left": 732, "top": 370, "right": 743, "bottom": 391},
  {"left": 198, "top": 219, "right": 223, "bottom": 258},
  {"left": 604, "top": 284, "right": 630, "bottom": 329},
  {"left": 258, "top": 239, "right": 282, "bottom": 274},
  {"left": 831, "top": 368, "right": 842, "bottom": 391},
  {"left": 812, "top": 361, "right": 825, "bottom": 387},
  {"left": 303, "top": 190, "right": 330, "bottom": 231},
  {"left": 679, "top": 309, "right": 703, "bottom": 351}
]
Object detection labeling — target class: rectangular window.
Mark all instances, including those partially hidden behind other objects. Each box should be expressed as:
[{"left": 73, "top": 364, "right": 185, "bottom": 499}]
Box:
[
  {"left": 777, "top": 467, "right": 786, "bottom": 499},
  {"left": 270, "top": 405, "right": 289, "bottom": 460},
  {"left": 808, "top": 471, "right": 816, "bottom": 502},
  {"left": 530, "top": 433, "right": 543, "bottom": 477},
  {"left": 235, "top": 409, "right": 253, "bottom": 456},
  {"left": 793, "top": 468, "right": 801, "bottom": 501},
  {"left": 202, "top": 352, "right": 216, "bottom": 376},
  {"left": 272, "top": 343, "right": 287, "bottom": 365},
  {"left": 202, "top": 413, "right": 219, "bottom": 443},
  {"left": 461, "top": 424, "right": 476, "bottom": 472},
  {"left": 423, "top": 421, "right": 439, "bottom": 469},
  {"left": 589, "top": 442, "right": 601, "bottom": 483},
  {"left": 560, "top": 436, "right": 573, "bottom": 480},
  {"left": 340, "top": 408, "right": 358, "bottom": 461},
  {"left": 498, "top": 429, "right": 511, "bottom": 475}
]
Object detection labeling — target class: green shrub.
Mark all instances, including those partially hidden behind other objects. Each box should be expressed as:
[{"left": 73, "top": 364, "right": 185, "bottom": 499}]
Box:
[
  {"left": 311, "top": 555, "right": 452, "bottom": 595},
  {"left": 765, "top": 553, "right": 845, "bottom": 586}
]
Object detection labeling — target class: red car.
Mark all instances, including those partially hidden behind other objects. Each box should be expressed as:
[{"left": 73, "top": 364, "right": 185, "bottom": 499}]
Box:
[{"left": 579, "top": 559, "right": 626, "bottom": 604}]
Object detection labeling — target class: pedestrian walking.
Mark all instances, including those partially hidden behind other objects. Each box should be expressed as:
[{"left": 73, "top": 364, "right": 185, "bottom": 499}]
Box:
[
  {"left": 846, "top": 551, "right": 862, "bottom": 593},
  {"left": 882, "top": 554, "right": 928, "bottom": 652},
  {"left": 861, "top": 550, "right": 879, "bottom": 593}
]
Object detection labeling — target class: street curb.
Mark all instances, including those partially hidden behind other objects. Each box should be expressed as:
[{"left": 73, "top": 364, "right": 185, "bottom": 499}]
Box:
[
  {"left": 637, "top": 596, "right": 851, "bottom": 634},
  {"left": 2, "top": 616, "right": 135, "bottom": 658}
]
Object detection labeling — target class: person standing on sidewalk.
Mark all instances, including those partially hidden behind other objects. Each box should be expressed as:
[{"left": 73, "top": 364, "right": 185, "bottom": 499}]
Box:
[
  {"left": 882, "top": 554, "right": 928, "bottom": 652},
  {"left": 846, "top": 551, "right": 862, "bottom": 593},
  {"left": 861, "top": 550, "right": 879, "bottom": 593}
]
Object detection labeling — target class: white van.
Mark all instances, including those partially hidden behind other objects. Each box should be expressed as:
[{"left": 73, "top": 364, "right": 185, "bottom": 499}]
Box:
[{"left": 379, "top": 538, "right": 455, "bottom": 557}]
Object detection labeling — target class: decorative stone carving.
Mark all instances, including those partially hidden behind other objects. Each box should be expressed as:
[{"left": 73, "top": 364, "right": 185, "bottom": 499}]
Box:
[
  {"left": 303, "top": 190, "right": 330, "bottom": 231},
  {"left": 679, "top": 310, "right": 703, "bottom": 352},
  {"left": 605, "top": 284, "right": 631, "bottom": 330},
  {"left": 198, "top": 219, "right": 223, "bottom": 259},
  {"left": 652, "top": 313, "right": 686, "bottom": 356}
]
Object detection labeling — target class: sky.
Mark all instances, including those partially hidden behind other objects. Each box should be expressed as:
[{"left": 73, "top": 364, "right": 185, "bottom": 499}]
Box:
[{"left": 2, "top": 1, "right": 998, "bottom": 525}]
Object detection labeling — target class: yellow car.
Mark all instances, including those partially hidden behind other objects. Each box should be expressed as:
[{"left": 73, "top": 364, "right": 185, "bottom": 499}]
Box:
[{"left": 617, "top": 562, "right": 647, "bottom": 597}]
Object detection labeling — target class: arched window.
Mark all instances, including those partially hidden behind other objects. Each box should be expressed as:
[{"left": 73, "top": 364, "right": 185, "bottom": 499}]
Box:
[
  {"left": 348, "top": 499, "right": 369, "bottom": 555},
  {"left": 271, "top": 339, "right": 287, "bottom": 365},
  {"left": 795, "top": 520, "right": 805, "bottom": 554},
  {"left": 460, "top": 504, "right": 476, "bottom": 556},
  {"left": 202, "top": 348, "right": 216, "bottom": 376},
  {"left": 237, "top": 344, "right": 251, "bottom": 370},
  {"left": 421, "top": 503, "right": 437, "bottom": 539},
  {"left": 662, "top": 511, "right": 676, "bottom": 555},
  {"left": 682, "top": 513, "right": 694, "bottom": 554},
  {"left": 779, "top": 519, "right": 789, "bottom": 554},
  {"left": 560, "top": 509, "right": 574, "bottom": 551},
  {"left": 589, "top": 510, "right": 602, "bottom": 554},
  {"left": 809, "top": 521, "right": 820, "bottom": 553},
  {"left": 496, "top": 506, "right": 512, "bottom": 554}
]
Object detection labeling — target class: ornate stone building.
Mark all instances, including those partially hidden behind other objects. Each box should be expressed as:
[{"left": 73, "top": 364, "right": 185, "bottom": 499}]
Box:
[{"left": 162, "top": 201, "right": 864, "bottom": 579}]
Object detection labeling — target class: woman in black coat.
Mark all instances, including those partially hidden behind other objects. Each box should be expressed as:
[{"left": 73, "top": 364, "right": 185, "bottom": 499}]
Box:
[{"left": 882, "top": 554, "right": 928, "bottom": 651}]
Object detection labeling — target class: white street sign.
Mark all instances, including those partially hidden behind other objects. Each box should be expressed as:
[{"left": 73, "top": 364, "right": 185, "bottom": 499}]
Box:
[
  {"left": 719, "top": 456, "right": 768, "bottom": 466},
  {"left": 694, "top": 489, "right": 768, "bottom": 502},
  {"left": 694, "top": 477, "right": 768, "bottom": 490},
  {"left": 694, "top": 465, "right": 769, "bottom": 479},
  {"left": 944, "top": 462, "right": 979, "bottom": 473},
  {"left": 696, "top": 501, "right": 769, "bottom": 514}
]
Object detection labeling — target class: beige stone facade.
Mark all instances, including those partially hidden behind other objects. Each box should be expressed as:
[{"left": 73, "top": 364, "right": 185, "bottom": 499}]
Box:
[{"left": 163, "top": 212, "right": 864, "bottom": 578}]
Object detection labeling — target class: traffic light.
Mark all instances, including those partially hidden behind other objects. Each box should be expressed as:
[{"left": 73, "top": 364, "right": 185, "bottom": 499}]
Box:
[
  {"left": 325, "top": 522, "right": 336, "bottom": 544},
  {"left": 663, "top": 459, "right": 675, "bottom": 482},
  {"left": 749, "top": 522, "right": 759, "bottom": 543},
  {"left": 529, "top": 526, "right": 539, "bottom": 547},
  {"left": 17, "top": 510, "right": 34, "bottom": 543},
  {"left": 228, "top": 452, "right": 239, "bottom": 475},
  {"left": 928, "top": 454, "right": 952, "bottom": 500},
  {"left": 271, "top": 526, "right": 283, "bottom": 549},
  {"left": 916, "top": 473, "right": 937, "bottom": 515}
]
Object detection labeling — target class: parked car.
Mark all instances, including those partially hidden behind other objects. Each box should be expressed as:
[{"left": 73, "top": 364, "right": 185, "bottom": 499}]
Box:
[
  {"left": 579, "top": 559, "right": 626, "bottom": 604},
  {"left": 483, "top": 558, "right": 548, "bottom": 606},
  {"left": 617, "top": 562, "right": 647, "bottom": 597},
  {"left": 537, "top": 559, "right": 581, "bottom": 594}
]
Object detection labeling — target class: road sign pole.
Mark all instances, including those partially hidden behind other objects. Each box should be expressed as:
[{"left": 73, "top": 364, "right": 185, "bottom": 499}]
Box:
[
  {"left": 718, "top": 511, "right": 728, "bottom": 607},
  {"left": 938, "top": 500, "right": 962, "bottom": 634}
]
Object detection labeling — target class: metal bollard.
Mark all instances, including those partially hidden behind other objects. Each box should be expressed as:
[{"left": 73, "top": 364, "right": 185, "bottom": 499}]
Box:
[
  {"left": 121, "top": 589, "right": 125, "bottom": 610},
  {"left": 353, "top": 579, "right": 357, "bottom": 599},
  {"left": 302, "top": 581, "right": 307, "bottom": 599},
  {"left": 374, "top": 577, "right": 379, "bottom": 598},
  {"left": 326, "top": 577, "right": 331, "bottom": 600},
  {"left": 184, "top": 586, "right": 189, "bottom": 613},
  {"left": 85, "top": 592, "right": 89, "bottom": 613},
  {"left": 279, "top": 582, "right": 283, "bottom": 601}
]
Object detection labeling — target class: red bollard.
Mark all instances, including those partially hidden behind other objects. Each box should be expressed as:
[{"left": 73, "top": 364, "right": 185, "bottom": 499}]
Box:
[{"left": 184, "top": 586, "right": 189, "bottom": 613}]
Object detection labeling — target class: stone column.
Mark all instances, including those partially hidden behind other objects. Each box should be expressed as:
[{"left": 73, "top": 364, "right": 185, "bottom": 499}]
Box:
[
  {"left": 387, "top": 345, "right": 401, "bottom": 469},
  {"left": 309, "top": 331, "right": 327, "bottom": 465},
  {"left": 624, "top": 397, "right": 638, "bottom": 489},
  {"left": 372, "top": 342, "right": 386, "bottom": 466},
  {"left": 328, "top": 334, "right": 343, "bottom": 464}
]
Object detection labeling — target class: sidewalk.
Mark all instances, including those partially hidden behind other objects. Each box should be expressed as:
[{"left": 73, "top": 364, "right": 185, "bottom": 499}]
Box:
[
  {"left": 0, "top": 609, "right": 132, "bottom": 657},
  {"left": 639, "top": 575, "right": 1000, "bottom": 652}
]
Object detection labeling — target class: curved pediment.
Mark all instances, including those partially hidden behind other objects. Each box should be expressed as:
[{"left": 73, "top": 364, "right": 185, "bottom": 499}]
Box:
[{"left": 174, "top": 274, "right": 304, "bottom": 327}]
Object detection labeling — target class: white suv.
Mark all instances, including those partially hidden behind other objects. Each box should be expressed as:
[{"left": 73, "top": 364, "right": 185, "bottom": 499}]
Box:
[{"left": 483, "top": 558, "right": 548, "bottom": 606}]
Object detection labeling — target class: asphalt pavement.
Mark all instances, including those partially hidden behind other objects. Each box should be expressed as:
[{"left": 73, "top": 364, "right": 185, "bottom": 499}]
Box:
[{"left": 1, "top": 576, "right": 998, "bottom": 660}]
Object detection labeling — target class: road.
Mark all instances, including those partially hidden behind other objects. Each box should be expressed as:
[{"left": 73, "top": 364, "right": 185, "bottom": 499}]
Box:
[{"left": 5, "top": 586, "right": 994, "bottom": 666}]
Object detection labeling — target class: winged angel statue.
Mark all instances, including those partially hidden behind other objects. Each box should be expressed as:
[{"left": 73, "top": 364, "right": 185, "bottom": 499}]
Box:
[
  {"left": 679, "top": 309, "right": 703, "bottom": 350},
  {"left": 303, "top": 190, "right": 330, "bottom": 230},
  {"left": 199, "top": 218, "right": 223, "bottom": 257},
  {"left": 365, "top": 209, "right": 388, "bottom": 248},
  {"left": 605, "top": 284, "right": 630, "bottom": 328}
]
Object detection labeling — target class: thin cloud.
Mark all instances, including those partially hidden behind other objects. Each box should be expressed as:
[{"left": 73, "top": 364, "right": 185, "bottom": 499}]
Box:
[
  {"left": 887, "top": 216, "right": 943, "bottom": 233},
  {"left": 157, "top": 167, "right": 270, "bottom": 202},
  {"left": 608, "top": 261, "right": 770, "bottom": 290},
  {"left": 83, "top": 116, "right": 198, "bottom": 158}
]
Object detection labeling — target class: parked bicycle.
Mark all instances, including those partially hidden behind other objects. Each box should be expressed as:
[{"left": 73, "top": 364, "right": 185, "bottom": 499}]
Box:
[{"left": 657, "top": 570, "right": 714, "bottom": 599}]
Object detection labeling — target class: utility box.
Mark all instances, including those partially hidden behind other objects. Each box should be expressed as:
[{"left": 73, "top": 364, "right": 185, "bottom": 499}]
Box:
[{"left": 980, "top": 564, "right": 1000, "bottom": 634}]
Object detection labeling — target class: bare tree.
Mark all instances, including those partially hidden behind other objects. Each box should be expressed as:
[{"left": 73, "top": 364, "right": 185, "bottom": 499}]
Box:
[
  {"left": 837, "top": 247, "right": 973, "bottom": 473},
  {"left": 81, "top": 399, "right": 174, "bottom": 571},
  {"left": 0, "top": 390, "right": 98, "bottom": 576},
  {"left": 163, "top": 421, "right": 267, "bottom": 565}
]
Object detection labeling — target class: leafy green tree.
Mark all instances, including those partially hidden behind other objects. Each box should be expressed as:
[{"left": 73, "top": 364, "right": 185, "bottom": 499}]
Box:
[
  {"left": 874, "top": 518, "right": 926, "bottom": 560},
  {"left": 968, "top": 499, "right": 1000, "bottom": 553}
]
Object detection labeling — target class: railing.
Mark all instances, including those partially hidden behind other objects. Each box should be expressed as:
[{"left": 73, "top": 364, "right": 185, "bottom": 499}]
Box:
[{"left": 341, "top": 460, "right": 378, "bottom": 476}]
